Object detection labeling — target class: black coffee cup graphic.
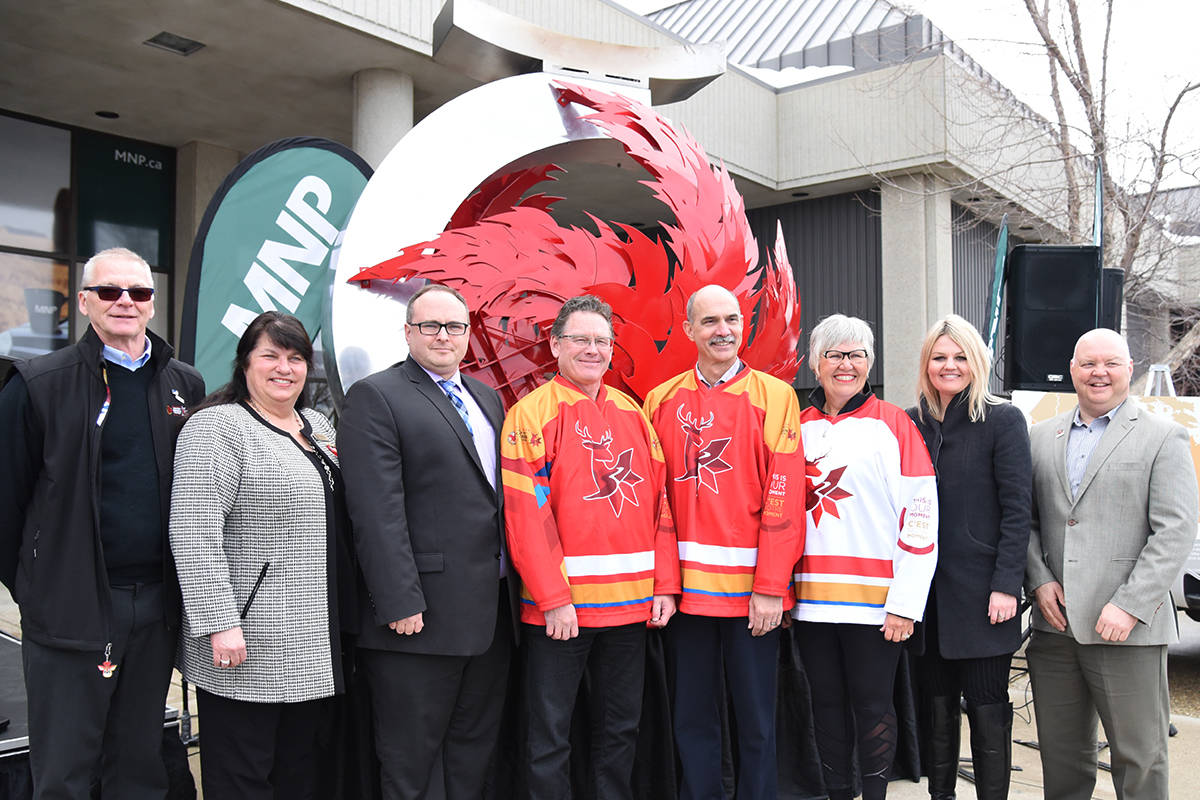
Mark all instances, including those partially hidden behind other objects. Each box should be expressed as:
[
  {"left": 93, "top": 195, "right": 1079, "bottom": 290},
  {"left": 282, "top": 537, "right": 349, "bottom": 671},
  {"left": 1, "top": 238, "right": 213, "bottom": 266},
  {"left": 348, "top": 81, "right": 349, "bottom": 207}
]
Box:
[{"left": 24, "top": 289, "right": 67, "bottom": 335}]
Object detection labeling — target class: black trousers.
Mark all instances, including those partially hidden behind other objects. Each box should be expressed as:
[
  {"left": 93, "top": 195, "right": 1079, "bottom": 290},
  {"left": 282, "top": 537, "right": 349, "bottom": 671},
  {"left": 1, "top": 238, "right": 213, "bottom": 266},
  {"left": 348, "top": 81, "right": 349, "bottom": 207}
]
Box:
[
  {"left": 665, "top": 613, "right": 780, "bottom": 800},
  {"left": 195, "top": 688, "right": 331, "bottom": 800},
  {"left": 519, "top": 621, "right": 647, "bottom": 800},
  {"left": 795, "top": 621, "right": 902, "bottom": 797},
  {"left": 360, "top": 586, "right": 513, "bottom": 800},
  {"left": 22, "top": 582, "right": 174, "bottom": 800}
]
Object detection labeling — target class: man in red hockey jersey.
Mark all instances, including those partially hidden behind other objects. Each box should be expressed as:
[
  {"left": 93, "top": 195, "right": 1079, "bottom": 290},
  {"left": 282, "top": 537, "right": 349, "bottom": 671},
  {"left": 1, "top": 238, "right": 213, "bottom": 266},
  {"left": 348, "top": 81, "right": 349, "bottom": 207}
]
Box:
[
  {"left": 644, "top": 284, "right": 806, "bottom": 800},
  {"left": 502, "top": 294, "right": 679, "bottom": 800}
]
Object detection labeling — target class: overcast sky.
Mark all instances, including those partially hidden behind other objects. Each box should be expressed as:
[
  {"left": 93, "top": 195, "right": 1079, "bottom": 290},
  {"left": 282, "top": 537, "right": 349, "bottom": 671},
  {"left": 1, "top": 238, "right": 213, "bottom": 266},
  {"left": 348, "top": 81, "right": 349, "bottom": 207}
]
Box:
[
  {"left": 903, "top": 0, "right": 1199, "bottom": 190},
  {"left": 618, "top": 0, "right": 1199, "bottom": 190}
]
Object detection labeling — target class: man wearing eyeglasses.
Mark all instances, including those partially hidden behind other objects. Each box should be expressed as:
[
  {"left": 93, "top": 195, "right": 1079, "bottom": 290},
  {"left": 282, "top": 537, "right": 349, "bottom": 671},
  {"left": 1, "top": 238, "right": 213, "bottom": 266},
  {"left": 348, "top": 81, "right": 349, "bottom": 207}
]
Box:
[
  {"left": 500, "top": 295, "right": 678, "bottom": 799},
  {"left": 1026, "top": 328, "right": 1197, "bottom": 800},
  {"left": 338, "top": 283, "right": 517, "bottom": 799},
  {"left": 0, "top": 247, "right": 204, "bottom": 798},
  {"left": 644, "top": 284, "right": 805, "bottom": 800}
]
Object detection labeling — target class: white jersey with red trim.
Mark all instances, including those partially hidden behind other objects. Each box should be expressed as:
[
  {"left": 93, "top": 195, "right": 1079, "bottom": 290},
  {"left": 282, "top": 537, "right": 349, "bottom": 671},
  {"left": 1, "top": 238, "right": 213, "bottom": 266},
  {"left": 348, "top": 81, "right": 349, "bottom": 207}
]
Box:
[{"left": 792, "top": 393, "right": 938, "bottom": 626}]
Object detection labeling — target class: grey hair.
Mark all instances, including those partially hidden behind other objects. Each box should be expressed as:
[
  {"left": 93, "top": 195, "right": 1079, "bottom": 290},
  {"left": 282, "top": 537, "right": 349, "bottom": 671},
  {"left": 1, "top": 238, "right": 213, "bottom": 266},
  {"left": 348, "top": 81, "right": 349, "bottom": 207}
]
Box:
[
  {"left": 80, "top": 247, "right": 153, "bottom": 287},
  {"left": 551, "top": 295, "right": 614, "bottom": 338},
  {"left": 808, "top": 314, "right": 875, "bottom": 374}
]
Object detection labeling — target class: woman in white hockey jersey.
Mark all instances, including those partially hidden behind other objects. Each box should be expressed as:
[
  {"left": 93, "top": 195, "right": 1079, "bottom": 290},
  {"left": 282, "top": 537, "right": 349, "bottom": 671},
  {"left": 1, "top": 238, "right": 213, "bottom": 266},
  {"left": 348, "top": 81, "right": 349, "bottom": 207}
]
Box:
[{"left": 792, "top": 313, "right": 938, "bottom": 800}]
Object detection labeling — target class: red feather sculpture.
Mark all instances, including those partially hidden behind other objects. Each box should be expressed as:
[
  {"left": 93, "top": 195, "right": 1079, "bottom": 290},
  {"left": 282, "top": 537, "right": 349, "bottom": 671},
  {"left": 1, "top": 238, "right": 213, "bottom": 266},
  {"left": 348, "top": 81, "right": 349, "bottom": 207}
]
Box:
[{"left": 349, "top": 81, "right": 801, "bottom": 406}]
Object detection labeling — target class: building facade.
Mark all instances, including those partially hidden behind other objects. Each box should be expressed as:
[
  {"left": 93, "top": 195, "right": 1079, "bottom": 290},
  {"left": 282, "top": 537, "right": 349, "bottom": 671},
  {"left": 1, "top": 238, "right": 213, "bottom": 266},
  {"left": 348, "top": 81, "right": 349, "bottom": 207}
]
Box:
[{"left": 1, "top": 0, "right": 1073, "bottom": 403}]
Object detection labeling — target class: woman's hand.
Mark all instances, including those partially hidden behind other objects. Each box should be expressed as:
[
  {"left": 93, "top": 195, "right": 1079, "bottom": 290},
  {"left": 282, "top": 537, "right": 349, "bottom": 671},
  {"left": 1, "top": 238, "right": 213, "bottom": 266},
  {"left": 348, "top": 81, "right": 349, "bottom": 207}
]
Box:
[
  {"left": 881, "top": 613, "right": 913, "bottom": 643},
  {"left": 211, "top": 627, "right": 247, "bottom": 668},
  {"left": 988, "top": 591, "right": 1018, "bottom": 625}
]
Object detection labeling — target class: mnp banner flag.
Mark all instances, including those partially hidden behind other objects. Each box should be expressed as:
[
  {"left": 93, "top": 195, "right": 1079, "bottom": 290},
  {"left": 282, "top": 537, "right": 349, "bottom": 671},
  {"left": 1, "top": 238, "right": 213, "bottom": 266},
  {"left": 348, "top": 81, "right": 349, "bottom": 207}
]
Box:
[{"left": 180, "top": 137, "right": 371, "bottom": 388}]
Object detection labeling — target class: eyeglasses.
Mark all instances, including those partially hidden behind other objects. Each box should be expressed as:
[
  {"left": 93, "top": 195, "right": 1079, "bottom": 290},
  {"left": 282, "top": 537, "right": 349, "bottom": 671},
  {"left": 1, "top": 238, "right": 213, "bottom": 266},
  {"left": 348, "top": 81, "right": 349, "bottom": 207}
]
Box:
[
  {"left": 557, "top": 334, "right": 614, "bottom": 350},
  {"left": 822, "top": 349, "right": 869, "bottom": 364},
  {"left": 412, "top": 320, "right": 469, "bottom": 337},
  {"left": 83, "top": 285, "right": 154, "bottom": 302}
]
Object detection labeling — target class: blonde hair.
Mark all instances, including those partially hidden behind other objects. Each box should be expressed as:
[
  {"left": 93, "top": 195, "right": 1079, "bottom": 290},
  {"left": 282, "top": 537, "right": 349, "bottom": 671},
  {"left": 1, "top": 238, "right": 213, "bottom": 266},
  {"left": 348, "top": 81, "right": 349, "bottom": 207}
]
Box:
[{"left": 917, "top": 314, "right": 1002, "bottom": 422}]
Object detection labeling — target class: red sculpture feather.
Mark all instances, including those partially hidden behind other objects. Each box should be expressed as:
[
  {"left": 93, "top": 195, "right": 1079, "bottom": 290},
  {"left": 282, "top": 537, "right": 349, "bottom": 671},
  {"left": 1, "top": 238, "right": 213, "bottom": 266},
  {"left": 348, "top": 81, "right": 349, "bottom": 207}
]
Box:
[{"left": 350, "top": 81, "right": 801, "bottom": 405}]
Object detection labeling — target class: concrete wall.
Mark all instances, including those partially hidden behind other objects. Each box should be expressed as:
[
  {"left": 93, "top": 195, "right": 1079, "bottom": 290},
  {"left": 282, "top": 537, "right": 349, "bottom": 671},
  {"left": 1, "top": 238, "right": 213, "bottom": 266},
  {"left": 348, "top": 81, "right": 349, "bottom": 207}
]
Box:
[
  {"left": 880, "top": 173, "right": 954, "bottom": 405},
  {"left": 774, "top": 57, "right": 947, "bottom": 188},
  {"left": 277, "top": 0, "right": 438, "bottom": 51},
  {"left": 658, "top": 70, "right": 778, "bottom": 187},
  {"left": 280, "top": 0, "right": 684, "bottom": 51}
]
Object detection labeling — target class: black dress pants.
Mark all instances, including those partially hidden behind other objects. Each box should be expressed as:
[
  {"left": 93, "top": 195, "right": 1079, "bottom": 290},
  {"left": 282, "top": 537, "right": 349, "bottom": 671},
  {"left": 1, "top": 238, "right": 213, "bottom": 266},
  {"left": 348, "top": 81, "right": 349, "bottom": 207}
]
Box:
[
  {"left": 520, "top": 621, "right": 647, "bottom": 800},
  {"left": 195, "top": 688, "right": 331, "bottom": 800},
  {"left": 795, "top": 621, "right": 902, "bottom": 798},
  {"left": 360, "top": 585, "right": 513, "bottom": 800},
  {"left": 22, "top": 582, "right": 174, "bottom": 800}
]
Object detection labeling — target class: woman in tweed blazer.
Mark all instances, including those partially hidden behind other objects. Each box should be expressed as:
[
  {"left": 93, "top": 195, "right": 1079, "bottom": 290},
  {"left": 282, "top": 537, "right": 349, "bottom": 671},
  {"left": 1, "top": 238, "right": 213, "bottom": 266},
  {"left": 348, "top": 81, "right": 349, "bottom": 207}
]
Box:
[
  {"left": 907, "top": 315, "right": 1032, "bottom": 800},
  {"left": 170, "top": 312, "right": 353, "bottom": 799}
]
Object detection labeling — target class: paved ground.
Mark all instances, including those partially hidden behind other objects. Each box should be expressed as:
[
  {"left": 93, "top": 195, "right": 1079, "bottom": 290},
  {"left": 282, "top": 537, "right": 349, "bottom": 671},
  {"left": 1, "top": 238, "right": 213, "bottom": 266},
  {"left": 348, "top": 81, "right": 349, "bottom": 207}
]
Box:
[{"left": 3, "top": 591, "right": 1199, "bottom": 798}]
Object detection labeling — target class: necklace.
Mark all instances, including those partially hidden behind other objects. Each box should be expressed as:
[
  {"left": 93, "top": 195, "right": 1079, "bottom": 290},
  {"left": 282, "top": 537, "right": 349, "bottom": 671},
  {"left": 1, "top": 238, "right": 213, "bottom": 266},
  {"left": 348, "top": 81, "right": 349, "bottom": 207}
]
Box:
[{"left": 247, "top": 398, "right": 300, "bottom": 431}]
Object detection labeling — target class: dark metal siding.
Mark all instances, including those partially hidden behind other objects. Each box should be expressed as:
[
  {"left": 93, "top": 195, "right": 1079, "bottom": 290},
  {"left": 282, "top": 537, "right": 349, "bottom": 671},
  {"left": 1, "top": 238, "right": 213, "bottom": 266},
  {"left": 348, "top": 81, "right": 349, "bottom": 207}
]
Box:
[
  {"left": 950, "top": 203, "right": 1006, "bottom": 391},
  {"left": 747, "top": 190, "right": 883, "bottom": 391}
]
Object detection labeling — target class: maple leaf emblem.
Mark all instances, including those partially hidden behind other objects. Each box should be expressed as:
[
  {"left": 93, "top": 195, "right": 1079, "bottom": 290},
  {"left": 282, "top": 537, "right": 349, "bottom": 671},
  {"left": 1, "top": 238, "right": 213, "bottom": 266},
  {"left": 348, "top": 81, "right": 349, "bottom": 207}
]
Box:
[
  {"left": 530, "top": 433, "right": 542, "bottom": 447},
  {"left": 676, "top": 437, "right": 732, "bottom": 494},
  {"left": 583, "top": 447, "right": 644, "bottom": 516},
  {"left": 576, "top": 423, "right": 643, "bottom": 517},
  {"left": 806, "top": 458, "right": 853, "bottom": 525}
]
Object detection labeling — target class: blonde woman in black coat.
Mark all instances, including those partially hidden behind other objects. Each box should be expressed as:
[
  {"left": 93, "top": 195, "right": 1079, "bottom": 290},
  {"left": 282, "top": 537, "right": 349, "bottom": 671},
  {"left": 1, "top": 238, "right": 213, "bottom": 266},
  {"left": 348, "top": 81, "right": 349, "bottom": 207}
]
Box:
[{"left": 907, "top": 315, "right": 1032, "bottom": 800}]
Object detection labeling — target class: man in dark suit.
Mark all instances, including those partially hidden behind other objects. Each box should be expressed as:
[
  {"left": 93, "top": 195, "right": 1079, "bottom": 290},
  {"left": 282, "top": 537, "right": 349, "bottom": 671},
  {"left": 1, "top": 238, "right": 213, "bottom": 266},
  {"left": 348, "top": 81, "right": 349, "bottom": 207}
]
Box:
[
  {"left": 1027, "top": 327, "right": 1198, "bottom": 800},
  {"left": 339, "top": 283, "right": 517, "bottom": 799}
]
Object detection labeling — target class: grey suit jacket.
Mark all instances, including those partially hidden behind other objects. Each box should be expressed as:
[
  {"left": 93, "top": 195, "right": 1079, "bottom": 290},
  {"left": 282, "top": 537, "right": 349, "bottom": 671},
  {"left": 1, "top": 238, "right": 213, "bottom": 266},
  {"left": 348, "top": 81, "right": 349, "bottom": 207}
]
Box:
[{"left": 1027, "top": 398, "right": 1198, "bottom": 646}]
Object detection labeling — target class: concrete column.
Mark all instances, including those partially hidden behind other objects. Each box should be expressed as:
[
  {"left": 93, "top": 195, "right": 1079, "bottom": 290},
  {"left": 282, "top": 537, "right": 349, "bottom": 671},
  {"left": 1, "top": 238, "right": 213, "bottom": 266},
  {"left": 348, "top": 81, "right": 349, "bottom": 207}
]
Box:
[
  {"left": 353, "top": 68, "right": 414, "bottom": 170},
  {"left": 879, "top": 173, "right": 954, "bottom": 405},
  {"left": 173, "top": 140, "right": 241, "bottom": 346}
]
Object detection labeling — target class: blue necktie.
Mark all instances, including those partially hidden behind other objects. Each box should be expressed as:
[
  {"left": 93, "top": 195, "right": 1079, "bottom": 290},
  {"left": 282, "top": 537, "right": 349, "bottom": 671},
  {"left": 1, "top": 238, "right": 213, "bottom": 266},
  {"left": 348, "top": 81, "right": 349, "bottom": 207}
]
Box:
[{"left": 438, "top": 379, "right": 474, "bottom": 435}]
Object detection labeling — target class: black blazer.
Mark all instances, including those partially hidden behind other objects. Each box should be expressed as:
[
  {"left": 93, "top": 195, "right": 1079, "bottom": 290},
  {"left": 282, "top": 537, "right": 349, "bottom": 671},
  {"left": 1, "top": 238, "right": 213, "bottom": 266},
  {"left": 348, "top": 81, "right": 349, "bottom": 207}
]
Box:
[
  {"left": 907, "top": 394, "right": 1032, "bottom": 659},
  {"left": 339, "top": 357, "right": 518, "bottom": 655}
]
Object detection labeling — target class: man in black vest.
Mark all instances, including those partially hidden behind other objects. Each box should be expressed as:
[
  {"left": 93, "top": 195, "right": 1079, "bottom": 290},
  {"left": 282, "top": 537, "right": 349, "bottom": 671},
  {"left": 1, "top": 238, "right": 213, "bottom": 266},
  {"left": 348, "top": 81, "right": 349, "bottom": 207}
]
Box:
[{"left": 0, "top": 248, "right": 204, "bottom": 798}]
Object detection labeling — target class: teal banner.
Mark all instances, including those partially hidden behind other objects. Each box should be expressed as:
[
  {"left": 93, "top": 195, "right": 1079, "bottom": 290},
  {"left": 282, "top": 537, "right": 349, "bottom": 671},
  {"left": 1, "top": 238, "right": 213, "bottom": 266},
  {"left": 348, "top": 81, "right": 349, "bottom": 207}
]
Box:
[{"left": 180, "top": 138, "right": 371, "bottom": 388}]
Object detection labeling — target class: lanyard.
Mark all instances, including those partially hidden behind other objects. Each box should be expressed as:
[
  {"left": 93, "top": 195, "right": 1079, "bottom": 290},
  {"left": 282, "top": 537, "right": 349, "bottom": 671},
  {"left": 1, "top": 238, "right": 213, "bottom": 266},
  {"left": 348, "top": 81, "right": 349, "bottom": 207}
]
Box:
[{"left": 95, "top": 363, "right": 111, "bottom": 427}]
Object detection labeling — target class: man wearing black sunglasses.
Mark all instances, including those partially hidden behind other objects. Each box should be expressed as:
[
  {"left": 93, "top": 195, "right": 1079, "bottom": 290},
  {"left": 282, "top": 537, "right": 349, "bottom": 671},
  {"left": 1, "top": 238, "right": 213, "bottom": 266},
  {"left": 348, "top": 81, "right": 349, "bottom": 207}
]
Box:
[{"left": 0, "top": 247, "right": 204, "bottom": 798}]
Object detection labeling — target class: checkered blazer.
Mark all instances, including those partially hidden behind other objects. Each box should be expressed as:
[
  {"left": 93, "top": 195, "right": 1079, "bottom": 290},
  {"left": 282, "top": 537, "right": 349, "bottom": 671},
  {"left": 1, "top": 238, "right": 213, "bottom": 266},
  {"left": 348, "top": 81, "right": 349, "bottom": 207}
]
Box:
[{"left": 169, "top": 403, "right": 339, "bottom": 702}]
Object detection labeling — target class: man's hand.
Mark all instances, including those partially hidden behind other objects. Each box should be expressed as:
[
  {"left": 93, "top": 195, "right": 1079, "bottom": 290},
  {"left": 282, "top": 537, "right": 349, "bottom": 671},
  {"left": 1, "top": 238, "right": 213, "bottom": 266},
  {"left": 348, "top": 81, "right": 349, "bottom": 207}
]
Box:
[
  {"left": 649, "top": 595, "right": 677, "bottom": 628},
  {"left": 748, "top": 592, "right": 783, "bottom": 637},
  {"left": 544, "top": 603, "right": 579, "bottom": 640},
  {"left": 211, "top": 627, "right": 247, "bottom": 668},
  {"left": 988, "top": 591, "right": 1019, "bottom": 625},
  {"left": 1033, "top": 582, "right": 1068, "bottom": 632},
  {"left": 880, "top": 613, "right": 913, "bottom": 643},
  {"left": 388, "top": 612, "right": 424, "bottom": 636},
  {"left": 1095, "top": 602, "right": 1138, "bottom": 642}
]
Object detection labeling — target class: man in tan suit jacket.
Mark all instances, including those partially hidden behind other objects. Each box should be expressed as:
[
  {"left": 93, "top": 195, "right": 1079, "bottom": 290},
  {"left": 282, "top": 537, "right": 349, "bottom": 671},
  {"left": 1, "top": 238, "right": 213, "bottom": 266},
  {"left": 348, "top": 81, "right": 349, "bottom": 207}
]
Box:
[{"left": 1027, "top": 328, "right": 1198, "bottom": 800}]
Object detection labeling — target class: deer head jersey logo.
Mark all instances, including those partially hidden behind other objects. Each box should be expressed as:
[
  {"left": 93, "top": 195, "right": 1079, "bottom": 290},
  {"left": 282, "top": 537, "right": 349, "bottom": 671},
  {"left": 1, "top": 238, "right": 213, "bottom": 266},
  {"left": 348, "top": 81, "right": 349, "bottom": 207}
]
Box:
[
  {"left": 675, "top": 407, "right": 732, "bottom": 494},
  {"left": 576, "top": 421, "right": 643, "bottom": 516}
]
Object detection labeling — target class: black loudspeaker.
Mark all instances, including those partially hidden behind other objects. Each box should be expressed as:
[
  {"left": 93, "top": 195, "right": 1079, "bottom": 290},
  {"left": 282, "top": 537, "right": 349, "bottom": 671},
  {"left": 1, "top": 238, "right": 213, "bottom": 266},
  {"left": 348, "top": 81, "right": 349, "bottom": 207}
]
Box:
[
  {"left": 1100, "top": 267, "right": 1125, "bottom": 331},
  {"left": 1006, "top": 244, "right": 1101, "bottom": 391}
]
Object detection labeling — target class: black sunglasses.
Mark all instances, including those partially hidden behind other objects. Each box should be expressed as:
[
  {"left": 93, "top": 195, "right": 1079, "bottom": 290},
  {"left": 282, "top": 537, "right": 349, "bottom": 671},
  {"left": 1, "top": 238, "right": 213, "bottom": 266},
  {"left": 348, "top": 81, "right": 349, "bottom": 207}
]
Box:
[{"left": 83, "top": 285, "right": 155, "bottom": 302}]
